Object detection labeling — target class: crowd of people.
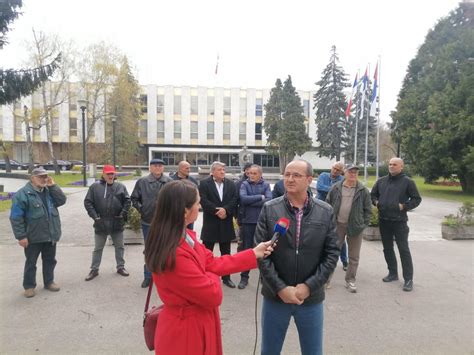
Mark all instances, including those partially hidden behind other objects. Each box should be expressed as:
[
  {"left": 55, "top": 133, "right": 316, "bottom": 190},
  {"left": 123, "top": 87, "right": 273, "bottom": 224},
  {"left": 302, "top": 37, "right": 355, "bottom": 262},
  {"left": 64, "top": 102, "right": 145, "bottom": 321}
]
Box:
[{"left": 9, "top": 156, "right": 421, "bottom": 354}]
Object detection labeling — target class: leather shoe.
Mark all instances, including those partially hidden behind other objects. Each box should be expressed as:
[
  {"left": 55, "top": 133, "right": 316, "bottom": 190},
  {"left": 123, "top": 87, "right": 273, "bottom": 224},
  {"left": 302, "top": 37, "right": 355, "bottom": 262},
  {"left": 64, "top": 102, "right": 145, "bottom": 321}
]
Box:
[
  {"left": 24, "top": 288, "right": 35, "bottom": 298},
  {"left": 117, "top": 268, "right": 129, "bottom": 277},
  {"left": 85, "top": 269, "right": 99, "bottom": 281},
  {"left": 382, "top": 274, "right": 399, "bottom": 282},
  {"left": 141, "top": 278, "right": 151, "bottom": 288},
  {"left": 223, "top": 279, "right": 236, "bottom": 288},
  {"left": 403, "top": 280, "right": 413, "bottom": 292},
  {"left": 238, "top": 279, "right": 248, "bottom": 290},
  {"left": 45, "top": 282, "right": 60, "bottom": 292}
]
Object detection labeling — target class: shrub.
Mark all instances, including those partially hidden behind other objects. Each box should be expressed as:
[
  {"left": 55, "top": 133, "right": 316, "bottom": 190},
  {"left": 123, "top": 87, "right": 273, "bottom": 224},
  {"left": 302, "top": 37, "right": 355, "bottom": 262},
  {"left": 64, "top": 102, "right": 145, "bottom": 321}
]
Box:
[
  {"left": 135, "top": 168, "right": 142, "bottom": 177},
  {"left": 442, "top": 202, "right": 474, "bottom": 226},
  {"left": 126, "top": 207, "right": 142, "bottom": 232},
  {"left": 369, "top": 207, "right": 379, "bottom": 227}
]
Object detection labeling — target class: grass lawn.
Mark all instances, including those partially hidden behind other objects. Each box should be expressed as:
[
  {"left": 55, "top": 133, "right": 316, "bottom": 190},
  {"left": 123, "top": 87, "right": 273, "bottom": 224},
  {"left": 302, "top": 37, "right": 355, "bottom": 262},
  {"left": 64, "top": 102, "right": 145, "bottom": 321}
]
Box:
[
  {"left": 364, "top": 175, "right": 473, "bottom": 203},
  {"left": 0, "top": 193, "right": 12, "bottom": 212}
]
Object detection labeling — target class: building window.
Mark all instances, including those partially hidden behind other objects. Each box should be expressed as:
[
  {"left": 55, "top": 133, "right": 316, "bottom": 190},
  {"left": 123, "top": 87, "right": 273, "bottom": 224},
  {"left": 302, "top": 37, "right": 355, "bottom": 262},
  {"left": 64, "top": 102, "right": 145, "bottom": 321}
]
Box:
[
  {"left": 303, "top": 99, "right": 310, "bottom": 118},
  {"left": 140, "top": 94, "right": 147, "bottom": 114},
  {"left": 139, "top": 120, "right": 147, "bottom": 139},
  {"left": 223, "top": 97, "right": 231, "bottom": 116},
  {"left": 52, "top": 117, "right": 59, "bottom": 135},
  {"left": 255, "top": 123, "right": 262, "bottom": 140},
  {"left": 174, "top": 95, "right": 181, "bottom": 115},
  {"left": 153, "top": 152, "right": 176, "bottom": 166},
  {"left": 15, "top": 117, "right": 22, "bottom": 135},
  {"left": 191, "top": 95, "right": 198, "bottom": 115},
  {"left": 254, "top": 154, "right": 280, "bottom": 168},
  {"left": 240, "top": 97, "right": 247, "bottom": 117},
  {"left": 223, "top": 122, "right": 230, "bottom": 140},
  {"left": 69, "top": 116, "right": 77, "bottom": 137},
  {"left": 157, "top": 120, "right": 164, "bottom": 138},
  {"left": 157, "top": 95, "right": 164, "bottom": 114},
  {"left": 207, "top": 121, "right": 214, "bottom": 139},
  {"left": 174, "top": 120, "right": 181, "bottom": 138},
  {"left": 191, "top": 121, "right": 198, "bottom": 139},
  {"left": 239, "top": 122, "right": 246, "bottom": 140},
  {"left": 207, "top": 96, "right": 214, "bottom": 116},
  {"left": 256, "top": 98, "right": 263, "bottom": 116}
]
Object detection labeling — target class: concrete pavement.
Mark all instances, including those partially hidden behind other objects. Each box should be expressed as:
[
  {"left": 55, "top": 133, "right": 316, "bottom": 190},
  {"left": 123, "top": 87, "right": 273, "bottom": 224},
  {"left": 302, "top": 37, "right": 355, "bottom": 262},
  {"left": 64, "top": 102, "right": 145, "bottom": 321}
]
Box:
[{"left": 0, "top": 177, "right": 472, "bottom": 354}]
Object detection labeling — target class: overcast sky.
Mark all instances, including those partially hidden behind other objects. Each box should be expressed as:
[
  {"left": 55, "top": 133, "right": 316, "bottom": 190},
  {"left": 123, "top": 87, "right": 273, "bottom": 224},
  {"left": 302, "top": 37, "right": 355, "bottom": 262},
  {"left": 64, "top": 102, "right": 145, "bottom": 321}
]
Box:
[{"left": 2, "top": 0, "right": 462, "bottom": 123}]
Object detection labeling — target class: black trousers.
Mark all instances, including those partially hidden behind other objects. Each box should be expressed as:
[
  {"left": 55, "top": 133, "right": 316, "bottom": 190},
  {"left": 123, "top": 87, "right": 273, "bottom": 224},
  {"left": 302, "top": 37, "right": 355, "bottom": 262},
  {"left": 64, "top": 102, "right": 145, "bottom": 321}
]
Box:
[
  {"left": 379, "top": 220, "right": 413, "bottom": 281},
  {"left": 203, "top": 240, "right": 231, "bottom": 281},
  {"left": 23, "top": 241, "right": 57, "bottom": 289}
]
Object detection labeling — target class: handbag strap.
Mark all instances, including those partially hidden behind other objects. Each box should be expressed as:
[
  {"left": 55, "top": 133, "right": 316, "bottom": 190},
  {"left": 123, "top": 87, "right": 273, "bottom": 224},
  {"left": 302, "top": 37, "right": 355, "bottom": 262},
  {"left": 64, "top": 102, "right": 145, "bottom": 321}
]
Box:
[{"left": 144, "top": 279, "right": 153, "bottom": 313}]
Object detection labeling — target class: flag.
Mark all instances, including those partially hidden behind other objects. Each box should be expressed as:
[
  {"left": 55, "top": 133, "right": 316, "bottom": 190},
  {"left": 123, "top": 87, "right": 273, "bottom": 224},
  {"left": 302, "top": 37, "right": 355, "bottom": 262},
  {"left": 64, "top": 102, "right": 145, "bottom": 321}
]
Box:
[
  {"left": 359, "top": 67, "right": 369, "bottom": 120},
  {"left": 215, "top": 54, "right": 219, "bottom": 75},
  {"left": 370, "top": 63, "right": 378, "bottom": 117},
  {"left": 345, "top": 73, "right": 358, "bottom": 118}
]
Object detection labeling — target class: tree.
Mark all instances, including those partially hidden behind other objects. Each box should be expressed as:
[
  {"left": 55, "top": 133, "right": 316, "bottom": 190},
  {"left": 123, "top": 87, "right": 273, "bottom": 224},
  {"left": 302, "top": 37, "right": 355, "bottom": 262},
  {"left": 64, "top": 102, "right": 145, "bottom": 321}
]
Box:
[
  {"left": 107, "top": 56, "right": 141, "bottom": 164},
  {"left": 264, "top": 76, "right": 312, "bottom": 173},
  {"left": 391, "top": 3, "right": 474, "bottom": 192},
  {"left": 313, "top": 46, "right": 349, "bottom": 161}
]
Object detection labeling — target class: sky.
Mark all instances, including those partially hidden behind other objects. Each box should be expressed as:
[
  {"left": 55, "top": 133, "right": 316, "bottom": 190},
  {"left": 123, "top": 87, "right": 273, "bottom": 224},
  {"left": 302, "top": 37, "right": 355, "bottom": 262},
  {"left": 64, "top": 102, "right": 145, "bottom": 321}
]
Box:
[{"left": 2, "top": 0, "right": 462, "bottom": 124}]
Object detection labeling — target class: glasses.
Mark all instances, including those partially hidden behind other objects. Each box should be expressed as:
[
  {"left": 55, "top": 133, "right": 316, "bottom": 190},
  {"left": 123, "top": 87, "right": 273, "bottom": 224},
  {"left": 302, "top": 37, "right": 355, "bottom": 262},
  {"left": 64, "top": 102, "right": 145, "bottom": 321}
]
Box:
[{"left": 283, "top": 173, "right": 307, "bottom": 179}]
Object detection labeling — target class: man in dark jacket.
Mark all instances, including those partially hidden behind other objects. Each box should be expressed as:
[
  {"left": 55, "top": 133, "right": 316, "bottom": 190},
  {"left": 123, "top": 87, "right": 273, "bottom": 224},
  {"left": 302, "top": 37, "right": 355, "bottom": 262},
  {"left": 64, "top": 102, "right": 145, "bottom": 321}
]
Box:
[
  {"left": 199, "top": 161, "right": 238, "bottom": 288},
  {"left": 131, "top": 158, "right": 171, "bottom": 287},
  {"left": 171, "top": 160, "right": 199, "bottom": 186},
  {"left": 238, "top": 164, "right": 272, "bottom": 289},
  {"left": 255, "top": 159, "right": 339, "bottom": 355},
  {"left": 371, "top": 157, "right": 421, "bottom": 292},
  {"left": 10, "top": 167, "right": 67, "bottom": 298},
  {"left": 84, "top": 165, "right": 131, "bottom": 281},
  {"left": 326, "top": 164, "right": 371, "bottom": 293}
]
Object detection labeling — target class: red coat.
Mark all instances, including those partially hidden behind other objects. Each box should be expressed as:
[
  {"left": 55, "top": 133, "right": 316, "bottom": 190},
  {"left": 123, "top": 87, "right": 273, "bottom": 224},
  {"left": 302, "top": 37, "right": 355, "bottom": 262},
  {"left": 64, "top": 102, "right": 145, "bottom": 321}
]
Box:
[{"left": 153, "top": 230, "right": 257, "bottom": 355}]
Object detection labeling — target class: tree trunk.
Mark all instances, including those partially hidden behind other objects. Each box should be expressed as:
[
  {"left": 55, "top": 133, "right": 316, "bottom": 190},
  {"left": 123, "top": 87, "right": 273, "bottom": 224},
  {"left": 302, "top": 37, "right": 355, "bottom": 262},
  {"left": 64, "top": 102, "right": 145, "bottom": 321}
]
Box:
[
  {"left": 459, "top": 173, "right": 474, "bottom": 193},
  {"left": 41, "top": 86, "right": 60, "bottom": 175},
  {"left": 23, "top": 108, "right": 35, "bottom": 174}
]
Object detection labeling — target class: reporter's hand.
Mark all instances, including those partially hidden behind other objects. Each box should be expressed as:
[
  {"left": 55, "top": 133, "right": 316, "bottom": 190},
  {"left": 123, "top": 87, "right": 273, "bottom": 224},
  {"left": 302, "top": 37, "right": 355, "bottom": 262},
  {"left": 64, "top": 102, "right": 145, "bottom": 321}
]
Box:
[
  {"left": 18, "top": 238, "right": 28, "bottom": 248},
  {"left": 253, "top": 241, "right": 273, "bottom": 259},
  {"left": 277, "top": 286, "right": 303, "bottom": 305}
]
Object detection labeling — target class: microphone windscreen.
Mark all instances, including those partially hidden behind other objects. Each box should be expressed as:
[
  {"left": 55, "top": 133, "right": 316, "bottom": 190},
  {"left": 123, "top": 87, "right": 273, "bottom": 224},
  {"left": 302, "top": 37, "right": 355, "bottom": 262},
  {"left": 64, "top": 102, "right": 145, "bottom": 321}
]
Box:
[{"left": 273, "top": 217, "right": 290, "bottom": 236}]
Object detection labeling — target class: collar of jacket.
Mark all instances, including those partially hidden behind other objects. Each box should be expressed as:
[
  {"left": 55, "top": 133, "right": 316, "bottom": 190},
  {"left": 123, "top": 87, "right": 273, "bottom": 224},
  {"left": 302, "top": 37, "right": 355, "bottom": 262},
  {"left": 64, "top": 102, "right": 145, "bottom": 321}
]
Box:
[
  {"left": 246, "top": 178, "right": 264, "bottom": 185},
  {"left": 99, "top": 177, "right": 116, "bottom": 185},
  {"left": 146, "top": 173, "right": 165, "bottom": 183},
  {"left": 389, "top": 172, "right": 405, "bottom": 181},
  {"left": 337, "top": 180, "right": 365, "bottom": 192},
  {"left": 25, "top": 181, "right": 48, "bottom": 194},
  {"left": 283, "top": 191, "right": 313, "bottom": 215}
]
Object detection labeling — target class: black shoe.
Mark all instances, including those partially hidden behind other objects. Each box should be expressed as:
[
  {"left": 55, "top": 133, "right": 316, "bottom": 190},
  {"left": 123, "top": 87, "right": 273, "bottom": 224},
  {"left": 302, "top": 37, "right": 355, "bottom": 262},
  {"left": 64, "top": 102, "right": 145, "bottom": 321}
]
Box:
[
  {"left": 238, "top": 279, "right": 248, "bottom": 290},
  {"left": 141, "top": 278, "right": 151, "bottom": 288},
  {"left": 403, "top": 280, "right": 413, "bottom": 292},
  {"left": 382, "top": 274, "right": 399, "bottom": 282},
  {"left": 223, "top": 279, "right": 236, "bottom": 288},
  {"left": 342, "top": 262, "right": 348, "bottom": 271},
  {"left": 117, "top": 268, "right": 129, "bottom": 277},
  {"left": 85, "top": 269, "right": 99, "bottom": 281}
]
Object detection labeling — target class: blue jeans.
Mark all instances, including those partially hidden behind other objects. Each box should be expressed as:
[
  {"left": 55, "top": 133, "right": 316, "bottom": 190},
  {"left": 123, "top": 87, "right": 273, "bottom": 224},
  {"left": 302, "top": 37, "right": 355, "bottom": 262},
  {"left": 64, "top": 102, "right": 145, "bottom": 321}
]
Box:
[
  {"left": 141, "top": 223, "right": 151, "bottom": 280},
  {"left": 261, "top": 298, "right": 323, "bottom": 355},
  {"left": 240, "top": 223, "right": 256, "bottom": 279},
  {"left": 340, "top": 240, "right": 348, "bottom": 263}
]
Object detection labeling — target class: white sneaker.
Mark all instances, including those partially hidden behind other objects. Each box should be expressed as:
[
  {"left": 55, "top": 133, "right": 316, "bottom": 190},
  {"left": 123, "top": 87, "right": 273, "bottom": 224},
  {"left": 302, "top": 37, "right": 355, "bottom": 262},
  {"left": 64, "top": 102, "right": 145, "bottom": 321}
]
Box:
[{"left": 345, "top": 281, "right": 357, "bottom": 293}]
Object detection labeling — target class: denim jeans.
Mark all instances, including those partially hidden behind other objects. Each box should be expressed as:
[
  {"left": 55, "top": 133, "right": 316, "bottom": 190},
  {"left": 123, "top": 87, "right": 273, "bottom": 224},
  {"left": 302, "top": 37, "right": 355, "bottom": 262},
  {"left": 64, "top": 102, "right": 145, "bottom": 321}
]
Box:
[
  {"left": 90, "top": 231, "right": 125, "bottom": 270},
  {"left": 261, "top": 298, "right": 323, "bottom": 355},
  {"left": 240, "top": 223, "right": 256, "bottom": 279},
  {"left": 141, "top": 223, "right": 151, "bottom": 280},
  {"left": 340, "top": 241, "right": 348, "bottom": 263},
  {"left": 23, "top": 242, "right": 57, "bottom": 289}
]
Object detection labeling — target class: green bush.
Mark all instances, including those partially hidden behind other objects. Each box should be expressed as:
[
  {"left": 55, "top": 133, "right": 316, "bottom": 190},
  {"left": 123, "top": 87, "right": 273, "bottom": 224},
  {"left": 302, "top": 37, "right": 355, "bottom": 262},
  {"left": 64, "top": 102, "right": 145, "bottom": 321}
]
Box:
[
  {"left": 369, "top": 207, "right": 379, "bottom": 227},
  {"left": 134, "top": 168, "right": 142, "bottom": 177},
  {"left": 126, "top": 207, "right": 142, "bottom": 232},
  {"left": 442, "top": 202, "right": 474, "bottom": 226}
]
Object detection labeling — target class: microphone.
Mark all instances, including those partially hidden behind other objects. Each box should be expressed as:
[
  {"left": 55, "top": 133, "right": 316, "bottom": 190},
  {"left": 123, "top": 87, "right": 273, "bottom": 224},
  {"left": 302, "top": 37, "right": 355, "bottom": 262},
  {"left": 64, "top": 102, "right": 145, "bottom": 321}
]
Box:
[{"left": 270, "top": 217, "right": 290, "bottom": 244}]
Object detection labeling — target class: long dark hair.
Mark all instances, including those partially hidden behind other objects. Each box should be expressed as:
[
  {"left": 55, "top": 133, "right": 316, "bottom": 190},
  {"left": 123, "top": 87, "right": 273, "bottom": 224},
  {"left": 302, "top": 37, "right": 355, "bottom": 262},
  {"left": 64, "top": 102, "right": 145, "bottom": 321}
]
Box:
[{"left": 145, "top": 180, "right": 198, "bottom": 274}]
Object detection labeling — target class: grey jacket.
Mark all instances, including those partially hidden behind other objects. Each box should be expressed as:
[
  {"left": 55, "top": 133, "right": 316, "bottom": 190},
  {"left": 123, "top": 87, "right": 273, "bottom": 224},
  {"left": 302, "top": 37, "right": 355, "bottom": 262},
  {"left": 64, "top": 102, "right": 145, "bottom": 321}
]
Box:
[
  {"left": 254, "top": 194, "right": 339, "bottom": 305},
  {"left": 131, "top": 173, "right": 171, "bottom": 224},
  {"left": 326, "top": 181, "right": 372, "bottom": 237}
]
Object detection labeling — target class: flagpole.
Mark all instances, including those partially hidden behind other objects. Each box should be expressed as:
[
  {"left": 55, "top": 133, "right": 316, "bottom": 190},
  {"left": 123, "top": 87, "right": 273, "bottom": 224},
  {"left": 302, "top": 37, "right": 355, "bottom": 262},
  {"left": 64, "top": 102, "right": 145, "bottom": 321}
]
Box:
[
  {"left": 375, "top": 56, "right": 381, "bottom": 179},
  {"left": 364, "top": 64, "right": 370, "bottom": 185},
  {"left": 353, "top": 70, "right": 360, "bottom": 164}
]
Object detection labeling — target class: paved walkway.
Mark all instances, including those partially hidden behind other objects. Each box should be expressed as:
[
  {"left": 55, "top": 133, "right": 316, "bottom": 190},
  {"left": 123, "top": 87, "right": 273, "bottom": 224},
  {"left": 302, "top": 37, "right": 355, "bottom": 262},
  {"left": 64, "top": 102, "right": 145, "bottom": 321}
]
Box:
[{"left": 0, "top": 177, "right": 472, "bottom": 354}]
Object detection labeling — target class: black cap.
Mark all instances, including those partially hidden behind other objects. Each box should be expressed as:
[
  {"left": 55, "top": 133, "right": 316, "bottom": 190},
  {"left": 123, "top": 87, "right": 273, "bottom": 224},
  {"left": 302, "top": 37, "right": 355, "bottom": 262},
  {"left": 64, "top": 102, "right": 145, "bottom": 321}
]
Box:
[
  {"left": 150, "top": 158, "right": 165, "bottom": 165},
  {"left": 242, "top": 162, "right": 252, "bottom": 172},
  {"left": 345, "top": 163, "right": 359, "bottom": 171}
]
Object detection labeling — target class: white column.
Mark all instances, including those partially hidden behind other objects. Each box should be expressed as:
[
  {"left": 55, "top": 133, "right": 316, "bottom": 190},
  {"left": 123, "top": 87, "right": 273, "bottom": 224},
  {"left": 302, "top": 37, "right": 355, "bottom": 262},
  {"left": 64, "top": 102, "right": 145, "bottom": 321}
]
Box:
[
  {"left": 164, "top": 86, "right": 174, "bottom": 144},
  {"left": 147, "top": 85, "right": 157, "bottom": 144},
  {"left": 230, "top": 88, "right": 240, "bottom": 145},
  {"left": 246, "top": 88, "right": 256, "bottom": 146}
]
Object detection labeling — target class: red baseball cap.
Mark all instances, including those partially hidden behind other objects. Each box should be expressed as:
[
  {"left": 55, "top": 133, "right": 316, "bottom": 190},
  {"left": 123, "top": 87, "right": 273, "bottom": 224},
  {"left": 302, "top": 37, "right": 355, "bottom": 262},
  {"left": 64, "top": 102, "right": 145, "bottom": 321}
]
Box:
[{"left": 103, "top": 165, "right": 116, "bottom": 174}]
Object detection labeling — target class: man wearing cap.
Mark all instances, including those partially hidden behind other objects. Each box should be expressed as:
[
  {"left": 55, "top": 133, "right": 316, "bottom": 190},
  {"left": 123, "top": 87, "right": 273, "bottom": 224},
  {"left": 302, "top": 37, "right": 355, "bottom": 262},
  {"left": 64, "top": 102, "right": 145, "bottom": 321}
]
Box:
[
  {"left": 326, "top": 164, "right": 372, "bottom": 293},
  {"left": 84, "top": 165, "right": 131, "bottom": 281},
  {"left": 371, "top": 157, "right": 421, "bottom": 292},
  {"left": 10, "top": 167, "right": 67, "bottom": 298},
  {"left": 131, "top": 158, "right": 171, "bottom": 288}
]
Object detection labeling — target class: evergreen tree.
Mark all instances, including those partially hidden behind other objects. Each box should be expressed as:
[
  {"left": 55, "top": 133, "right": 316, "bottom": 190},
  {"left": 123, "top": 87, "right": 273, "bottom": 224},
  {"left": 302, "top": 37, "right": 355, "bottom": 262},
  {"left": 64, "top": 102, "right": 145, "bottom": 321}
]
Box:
[
  {"left": 264, "top": 76, "right": 312, "bottom": 173},
  {"left": 0, "top": 0, "right": 60, "bottom": 105},
  {"left": 107, "top": 56, "right": 141, "bottom": 164},
  {"left": 391, "top": 3, "right": 474, "bottom": 192},
  {"left": 313, "top": 46, "right": 349, "bottom": 161}
]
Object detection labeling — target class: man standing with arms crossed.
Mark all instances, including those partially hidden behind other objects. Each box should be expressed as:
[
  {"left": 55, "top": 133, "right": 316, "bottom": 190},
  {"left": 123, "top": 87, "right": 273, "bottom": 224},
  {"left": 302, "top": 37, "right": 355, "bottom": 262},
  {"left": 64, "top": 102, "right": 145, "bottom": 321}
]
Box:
[
  {"left": 255, "top": 160, "right": 339, "bottom": 355},
  {"left": 10, "top": 167, "right": 66, "bottom": 298},
  {"left": 131, "top": 158, "right": 171, "bottom": 288},
  {"left": 371, "top": 157, "right": 421, "bottom": 292}
]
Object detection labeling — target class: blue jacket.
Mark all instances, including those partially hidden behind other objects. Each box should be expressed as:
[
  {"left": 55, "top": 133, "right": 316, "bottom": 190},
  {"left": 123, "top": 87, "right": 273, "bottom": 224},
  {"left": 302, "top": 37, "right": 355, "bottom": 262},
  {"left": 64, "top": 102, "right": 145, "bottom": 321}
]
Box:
[
  {"left": 239, "top": 179, "right": 272, "bottom": 224},
  {"left": 316, "top": 172, "right": 343, "bottom": 201}
]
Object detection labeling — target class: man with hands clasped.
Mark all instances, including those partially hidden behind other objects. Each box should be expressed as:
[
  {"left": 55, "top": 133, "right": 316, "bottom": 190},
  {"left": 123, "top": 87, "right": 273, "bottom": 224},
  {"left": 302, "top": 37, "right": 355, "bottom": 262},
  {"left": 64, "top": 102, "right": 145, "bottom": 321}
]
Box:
[{"left": 255, "top": 159, "right": 339, "bottom": 355}]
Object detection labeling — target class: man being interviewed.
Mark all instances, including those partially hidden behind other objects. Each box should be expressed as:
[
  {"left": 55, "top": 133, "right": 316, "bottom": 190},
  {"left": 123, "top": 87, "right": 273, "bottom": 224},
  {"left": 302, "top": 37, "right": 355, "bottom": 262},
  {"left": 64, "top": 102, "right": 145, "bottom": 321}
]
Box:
[{"left": 255, "top": 159, "right": 339, "bottom": 355}]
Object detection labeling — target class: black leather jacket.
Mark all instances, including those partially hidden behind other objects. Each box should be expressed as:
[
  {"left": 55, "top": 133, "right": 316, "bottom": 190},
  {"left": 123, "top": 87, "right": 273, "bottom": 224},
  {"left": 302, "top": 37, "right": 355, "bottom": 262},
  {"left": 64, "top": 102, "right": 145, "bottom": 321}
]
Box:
[
  {"left": 131, "top": 173, "right": 171, "bottom": 224},
  {"left": 254, "top": 194, "right": 339, "bottom": 305}
]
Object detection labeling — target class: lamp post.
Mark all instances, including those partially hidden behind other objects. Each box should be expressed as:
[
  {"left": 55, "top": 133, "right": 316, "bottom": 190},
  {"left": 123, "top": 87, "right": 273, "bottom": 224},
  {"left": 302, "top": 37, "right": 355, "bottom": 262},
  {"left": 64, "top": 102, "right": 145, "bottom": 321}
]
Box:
[
  {"left": 78, "top": 99, "right": 88, "bottom": 187},
  {"left": 110, "top": 115, "right": 117, "bottom": 169}
]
